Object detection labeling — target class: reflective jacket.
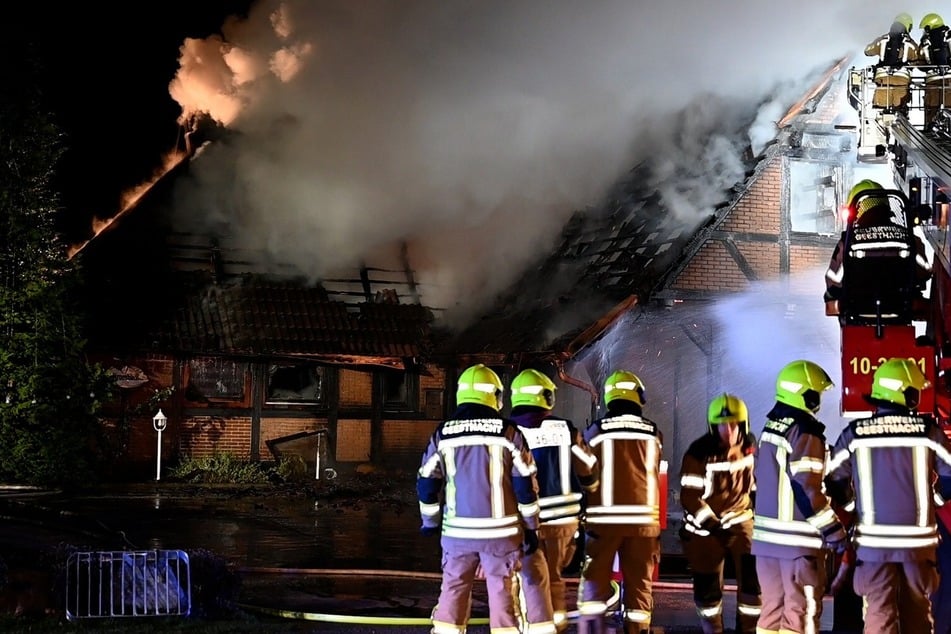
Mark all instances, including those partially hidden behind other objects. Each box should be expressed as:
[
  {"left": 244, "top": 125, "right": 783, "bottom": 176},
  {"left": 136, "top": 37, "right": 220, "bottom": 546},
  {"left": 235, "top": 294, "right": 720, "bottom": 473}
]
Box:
[
  {"left": 751, "top": 403, "right": 842, "bottom": 558},
  {"left": 679, "top": 430, "right": 756, "bottom": 536},
  {"left": 417, "top": 403, "right": 541, "bottom": 551},
  {"left": 826, "top": 408, "right": 951, "bottom": 561},
  {"left": 866, "top": 31, "right": 919, "bottom": 67},
  {"left": 582, "top": 400, "right": 663, "bottom": 536},
  {"left": 511, "top": 406, "right": 599, "bottom": 526}
]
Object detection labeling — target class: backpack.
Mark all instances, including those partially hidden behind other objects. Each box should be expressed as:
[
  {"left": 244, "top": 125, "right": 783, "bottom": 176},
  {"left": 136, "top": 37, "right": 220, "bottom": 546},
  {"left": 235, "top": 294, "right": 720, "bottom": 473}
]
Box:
[
  {"left": 883, "top": 32, "right": 906, "bottom": 66},
  {"left": 926, "top": 26, "right": 951, "bottom": 66}
]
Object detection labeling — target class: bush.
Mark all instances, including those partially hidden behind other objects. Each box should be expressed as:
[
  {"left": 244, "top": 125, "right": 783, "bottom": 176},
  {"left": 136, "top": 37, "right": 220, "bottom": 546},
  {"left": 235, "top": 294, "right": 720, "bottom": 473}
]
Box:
[{"left": 167, "top": 454, "right": 269, "bottom": 485}]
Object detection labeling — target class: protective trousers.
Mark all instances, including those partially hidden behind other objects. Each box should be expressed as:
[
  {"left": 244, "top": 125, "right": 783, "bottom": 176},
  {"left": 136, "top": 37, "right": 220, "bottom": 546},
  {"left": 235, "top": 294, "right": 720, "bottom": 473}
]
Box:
[
  {"left": 755, "top": 553, "right": 826, "bottom": 634},
  {"left": 681, "top": 522, "right": 761, "bottom": 634},
  {"left": 518, "top": 547, "right": 556, "bottom": 634},
  {"left": 538, "top": 523, "right": 578, "bottom": 632},
  {"left": 431, "top": 548, "right": 521, "bottom": 634},
  {"left": 579, "top": 530, "right": 658, "bottom": 633},
  {"left": 871, "top": 70, "right": 911, "bottom": 110},
  {"left": 853, "top": 559, "right": 939, "bottom": 634}
]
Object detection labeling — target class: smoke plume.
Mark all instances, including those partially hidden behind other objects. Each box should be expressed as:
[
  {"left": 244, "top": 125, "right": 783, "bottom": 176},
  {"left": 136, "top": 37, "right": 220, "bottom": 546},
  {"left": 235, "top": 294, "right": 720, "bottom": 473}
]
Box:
[{"left": 166, "top": 0, "right": 927, "bottom": 327}]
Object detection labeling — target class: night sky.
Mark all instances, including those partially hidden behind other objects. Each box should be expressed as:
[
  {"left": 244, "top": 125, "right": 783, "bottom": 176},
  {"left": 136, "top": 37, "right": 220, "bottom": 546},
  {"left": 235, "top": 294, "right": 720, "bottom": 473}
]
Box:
[{"left": 3, "top": 1, "right": 253, "bottom": 243}]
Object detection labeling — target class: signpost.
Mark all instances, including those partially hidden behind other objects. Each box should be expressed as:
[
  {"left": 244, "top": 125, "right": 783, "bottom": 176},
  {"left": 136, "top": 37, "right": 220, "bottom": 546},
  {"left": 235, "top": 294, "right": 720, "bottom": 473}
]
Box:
[{"left": 153, "top": 409, "right": 167, "bottom": 481}]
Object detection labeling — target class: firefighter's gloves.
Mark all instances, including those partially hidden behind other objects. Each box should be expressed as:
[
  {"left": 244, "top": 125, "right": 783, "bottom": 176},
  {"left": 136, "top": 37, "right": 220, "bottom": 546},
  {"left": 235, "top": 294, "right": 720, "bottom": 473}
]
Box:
[
  {"left": 823, "top": 521, "right": 850, "bottom": 555},
  {"left": 523, "top": 528, "right": 540, "bottom": 555},
  {"left": 420, "top": 525, "right": 440, "bottom": 537},
  {"left": 700, "top": 516, "right": 722, "bottom": 533}
]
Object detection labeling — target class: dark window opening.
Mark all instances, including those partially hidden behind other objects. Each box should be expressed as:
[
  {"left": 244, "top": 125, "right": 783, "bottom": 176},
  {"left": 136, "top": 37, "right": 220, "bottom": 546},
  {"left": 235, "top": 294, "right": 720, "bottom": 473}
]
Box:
[
  {"left": 424, "top": 389, "right": 444, "bottom": 419},
  {"left": 383, "top": 370, "right": 418, "bottom": 412},
  {"left": 186, "top": 357, "right": 247, "bottom": 402},
  {"left": 267, "top": 363, "right": 325, "bottom": 404}
]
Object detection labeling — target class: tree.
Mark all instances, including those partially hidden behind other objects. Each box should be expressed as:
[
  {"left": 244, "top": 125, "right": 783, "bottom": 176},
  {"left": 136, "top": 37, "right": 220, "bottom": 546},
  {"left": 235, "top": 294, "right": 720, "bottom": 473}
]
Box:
[{"left": 0, "top": 44, "right": 112, "bottom": 486}]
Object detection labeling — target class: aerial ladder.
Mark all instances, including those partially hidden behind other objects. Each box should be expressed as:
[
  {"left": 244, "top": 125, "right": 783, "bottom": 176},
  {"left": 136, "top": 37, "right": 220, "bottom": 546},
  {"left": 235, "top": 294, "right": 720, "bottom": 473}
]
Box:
[{"left": 843, "top": 62, "right": 951, "bottom": 423}]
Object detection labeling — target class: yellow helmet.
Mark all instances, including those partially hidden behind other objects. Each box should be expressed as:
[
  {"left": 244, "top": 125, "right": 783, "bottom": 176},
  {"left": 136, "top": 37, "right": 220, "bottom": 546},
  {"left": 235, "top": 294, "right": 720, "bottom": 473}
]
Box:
[
  {"left": 894, "top": 13, "right": 914, "bottom": 32},
  {"left": 869, "top": 358, "right": 931, "bottom": 409},
  {"left": 604, "top": 370, "right": 646, "bottom": 407},
  {"left": 921, "top": 13, "right": 944, "bottom": 30},
  {"left": 707, "top": 393, "right": 749, "bottom": 434},
  {"left": 510, "top": 369, "right": 556, "bottom": 409},
  {"left": 457, "top": 364, "right": 503, "bottom": 410},
  {"left": 847, "top": 178, "right": 887, "bottom": 220},
  {"left": 775, "top": 360, "right": 833, "bottom": 414}
]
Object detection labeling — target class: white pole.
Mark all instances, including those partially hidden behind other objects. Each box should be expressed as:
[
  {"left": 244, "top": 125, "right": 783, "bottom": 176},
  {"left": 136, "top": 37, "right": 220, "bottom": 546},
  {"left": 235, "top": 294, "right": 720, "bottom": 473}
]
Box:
[
  {"left": 315, "top": 433, "right": 321, "bottom": 480},
  {"left": 156, "top": 429, "right": 163, "bottom": 481}
]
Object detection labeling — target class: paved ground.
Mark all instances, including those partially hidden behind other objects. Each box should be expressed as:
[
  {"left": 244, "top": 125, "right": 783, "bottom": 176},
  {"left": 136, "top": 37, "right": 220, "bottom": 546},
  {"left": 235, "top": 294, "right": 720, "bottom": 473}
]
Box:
[{"left": 0, "top": 483, "right": 863, "bottom": 632}]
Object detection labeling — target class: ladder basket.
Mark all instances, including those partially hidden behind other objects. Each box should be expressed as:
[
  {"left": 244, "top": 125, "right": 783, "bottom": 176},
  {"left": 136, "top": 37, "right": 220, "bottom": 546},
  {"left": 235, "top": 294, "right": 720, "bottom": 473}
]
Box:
[{"left": 66, "top": 549, "right": 191, "bottom": 620}]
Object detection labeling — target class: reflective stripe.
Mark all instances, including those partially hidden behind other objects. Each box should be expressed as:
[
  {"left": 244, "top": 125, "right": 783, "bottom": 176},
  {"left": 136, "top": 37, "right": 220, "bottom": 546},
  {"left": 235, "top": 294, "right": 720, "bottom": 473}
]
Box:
[
  {"left": 752, "top": 527, "right": 823, "bottom": 549},
  {"left": 586, "top": 515, "right": 658, "bottom": 525},
  {"left": 738, "top": 603, "right": 762, "bottom": 616},
  {"left": 855, "top": 534, "right": 939, "bottom": 549},
  {"left": 419, "top": 501, "right": 441, "bottom": 518},
  {"left": 826, "top": 264, "right": 844, "bottom": 284},
  {"left": 446, "top": 515, "right": 520, "bottom": 528},
  {"left": 706, "top": 454, "right": 754, "bottom": 473},
  {"left": 721, "top": 509, "right": 753, "bottom": 528},
  {"left": 577, "top": 601, "right": 607, "bottom": 615},
  {"left": 790, "top": 457, "right": 825, "bottom": 475},
  {"left": 432, "top": 620, "right": 467, "bottom": 634},
  {"left": 443, "top": 525, "right": 520, "bottom": 539},
  {"left": 572, "top": 444, "right": 598, "bottom": 467},
  {"left": 681, "top": 474, "right": 705, "bottom": 489},
  {"left": 807, "top": 506, "right": 840, "bottom": 533},
  {"left": 859, "top": 523, "right": 936, "bottom": 537},
  {"left": 419, "top": 452, "right": 442, "bottom": 478},
  {"left": 697, "top": 603, "right": 722, "bottom": 617},
  {"left": 692, "top": 506, "right": 716, "bottom": 525},
  {"left": 683, "top": 522, "right": 712, "bottom": 537},
  {"left": 519, "top": 501, "right": 541, "bottom": 517},
  {"left": 622, "top": 608, "right": 650, "bottom": 623},
  {"left": 760, "top": 431, "right": 791, "bottom": 452},
  {"left": 804, "top": 585, "right": 818, "bottom": 634},
  {"left": 755, "top": 515, "right": 822, "bottom": 535},
  {"left": 523, "top": 621, "right": 557, "bottom": 634}
]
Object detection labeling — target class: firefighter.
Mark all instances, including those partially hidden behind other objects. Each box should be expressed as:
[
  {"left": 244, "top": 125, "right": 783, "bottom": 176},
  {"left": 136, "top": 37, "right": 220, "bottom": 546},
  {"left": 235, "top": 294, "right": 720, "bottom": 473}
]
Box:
[
  {"left": 864, "top": 13, "right": 919, "bottom": 113},
  {"left": 825, "top": 357, "right": 951, "bottom": 634},
  {"left": 510, "top": 368, "right": 599, "bottom": 633},
  {"left": 824, "top": 179, "right": 932, "bottom": 322},
  {"left": 678, "top": 393, "right": 761, "bottom": 634},
  {"left": 417, "top": 364, "right": 542, "bottom": 634},
  {"left": 918, "top": 13, "right": 951, "bottom": 128},
  {"left": 751, "top": 360, "right": 849, "bottom": 634},
  {"left": 577, "top": 370, "right": 663, "bottom": 634}
]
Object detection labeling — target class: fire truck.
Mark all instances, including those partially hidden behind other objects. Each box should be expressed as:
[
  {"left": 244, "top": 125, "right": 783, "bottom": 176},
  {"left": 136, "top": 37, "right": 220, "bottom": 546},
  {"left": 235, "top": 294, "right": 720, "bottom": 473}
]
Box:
[{"left": 839, "top": 63, "right": 951, "bottom": 422}]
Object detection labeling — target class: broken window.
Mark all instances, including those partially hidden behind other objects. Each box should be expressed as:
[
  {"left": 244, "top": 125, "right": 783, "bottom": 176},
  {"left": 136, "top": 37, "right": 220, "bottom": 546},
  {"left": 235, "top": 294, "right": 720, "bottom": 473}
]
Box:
[
  {"left": 266, "top": 363, "right": 325, "bottom": 404},
  {"left": 186, "top": 357, "right": 248, "bottom": 401},
  {"left": 382, "top": 369, "right": 418, "bottom": 412}
]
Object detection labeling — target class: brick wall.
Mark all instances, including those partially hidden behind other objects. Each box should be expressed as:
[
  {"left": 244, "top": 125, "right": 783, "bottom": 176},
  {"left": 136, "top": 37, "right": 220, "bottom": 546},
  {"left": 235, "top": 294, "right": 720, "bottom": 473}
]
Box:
[
  {"left": 721, "top": 160, "right": 782, "bottom": 234},
  {"left": 337, "top": 419, "right": 371, "bottom": 461},
  {"left": 382, "top": 420, "right": 440, "bottom": 467},
  {"left": 791, "top": 244, "right": 833, "bottom": 273},
  {"left": 259, "top": 418, "right": 325, "bottom": 459},
  {"left": 420, "top": 365, "right": 446, "bottom": 391},
  {"left": 178, "top": 416, "right": 253, "bottom": 459},
  {"left": 740, "top": 241, "right": 782, "bottom": 279},
  {"left": 339, "top": 369, "right": 372, "bottom": 407},
  {"left": 674, "top": 242, "right": 749, "bottom": 291}
]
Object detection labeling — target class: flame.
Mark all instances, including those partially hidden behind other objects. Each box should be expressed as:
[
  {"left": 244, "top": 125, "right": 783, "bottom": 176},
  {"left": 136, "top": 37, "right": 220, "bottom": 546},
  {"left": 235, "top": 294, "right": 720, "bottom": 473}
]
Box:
[{"left": 66, "top": 145, "right": 190, "bottom": 260}]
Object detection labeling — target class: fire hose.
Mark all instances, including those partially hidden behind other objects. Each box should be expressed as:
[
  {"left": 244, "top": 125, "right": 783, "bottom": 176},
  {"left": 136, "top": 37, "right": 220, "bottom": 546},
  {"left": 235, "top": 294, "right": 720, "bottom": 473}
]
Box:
[{"left": 236, "top": 567, "right": 620, "bottom": 626}]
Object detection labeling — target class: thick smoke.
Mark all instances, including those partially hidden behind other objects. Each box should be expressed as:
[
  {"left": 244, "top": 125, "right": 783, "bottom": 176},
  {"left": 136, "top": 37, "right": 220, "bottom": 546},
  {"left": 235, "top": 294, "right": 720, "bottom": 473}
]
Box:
[{"left": 166, "top": 1, "right": 929, "bottom": 327}]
